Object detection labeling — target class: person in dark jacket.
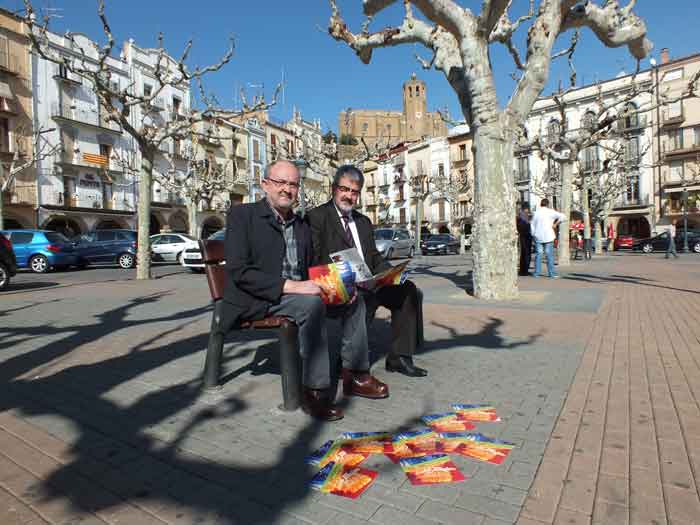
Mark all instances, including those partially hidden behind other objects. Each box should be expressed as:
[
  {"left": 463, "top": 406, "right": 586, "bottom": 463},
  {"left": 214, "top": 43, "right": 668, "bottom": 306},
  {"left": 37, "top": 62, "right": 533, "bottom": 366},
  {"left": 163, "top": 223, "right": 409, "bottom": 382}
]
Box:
[
  {"left": 517, "top": 202, "right": 533, "bottom": 276},
  {"left": 224, "top": 159, "right": 342, "bottom": 421},
  {"left": 307, "top": 165, "right": 428, "bottom": 379}
]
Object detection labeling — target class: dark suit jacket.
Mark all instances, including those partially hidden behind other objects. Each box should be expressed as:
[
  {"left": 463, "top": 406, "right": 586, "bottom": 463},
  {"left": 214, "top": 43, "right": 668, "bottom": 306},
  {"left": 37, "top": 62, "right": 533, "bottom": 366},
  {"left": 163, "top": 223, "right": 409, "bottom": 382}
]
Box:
[
  {"left": 224, "top": 199, "right": 313, "bottom": 324},
  {"left": 306, "top": 200, "right": 390, "bottom": 275}
]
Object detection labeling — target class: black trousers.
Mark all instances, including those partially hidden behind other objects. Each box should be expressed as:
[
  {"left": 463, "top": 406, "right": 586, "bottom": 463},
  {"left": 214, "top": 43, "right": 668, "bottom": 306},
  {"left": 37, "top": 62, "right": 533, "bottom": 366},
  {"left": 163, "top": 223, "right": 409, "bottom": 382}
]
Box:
[
  {"left": 364, "top": 280, "right": 422, "bottom": 359},
  {"left": 519, "top": 235, "right": 532, "bottom": 275}
]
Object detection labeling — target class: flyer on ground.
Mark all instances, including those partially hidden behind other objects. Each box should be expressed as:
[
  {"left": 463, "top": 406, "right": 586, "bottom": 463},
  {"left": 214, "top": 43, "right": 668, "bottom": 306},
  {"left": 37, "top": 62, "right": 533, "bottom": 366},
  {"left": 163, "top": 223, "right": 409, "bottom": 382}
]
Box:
[
  {"left": 399, "top": 454, "right": 466, "bottom": 485},
  {"left": 306, "top": 440, "right": 369, "bottom": 469},
  {"left": 386, "top": 429, "right": 438, "bottom": 462},
  {"left": 309, "top": 462, "right": 378, "bottom": 499},
  {"left": 451, "top": 403, "right": 502, "bottom": 422},
  {"left": 451, "top": 433, "right": 516, "bottom": 464},
  {"left": 422, "top": 412, "right": 477, "bottom": 432},
  {"left": 338, "top": 432, "right": 394, "bottom": 455}
]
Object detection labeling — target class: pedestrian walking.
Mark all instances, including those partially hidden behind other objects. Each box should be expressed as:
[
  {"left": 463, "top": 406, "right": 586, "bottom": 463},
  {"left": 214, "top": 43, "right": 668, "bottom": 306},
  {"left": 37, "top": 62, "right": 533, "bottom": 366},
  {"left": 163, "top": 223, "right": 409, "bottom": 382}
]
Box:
[
  {"left": 517, "top": 203, "right": 533, "bottom": 276},
  {"left": 607, "top": 222, "right": 615, "bottom": 252},
  {"left": 666, "top": 220, "right": 679, "bottom": 259},
  {"left": 530, "top": 198, "right": 566, "bottom": 278}
]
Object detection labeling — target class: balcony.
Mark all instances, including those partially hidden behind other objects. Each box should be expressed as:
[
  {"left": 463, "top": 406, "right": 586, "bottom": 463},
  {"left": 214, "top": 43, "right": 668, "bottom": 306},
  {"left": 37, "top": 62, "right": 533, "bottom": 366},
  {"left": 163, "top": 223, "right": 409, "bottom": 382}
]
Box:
[
  {"left": 514, "top": 170, "right": 530, "bottom": 184},
  {"left": 2, "top": 185, "right": 37, "bottom": 206},
  {"left": 364, "top": 194, "right": 377, "bottom": 207},
  {"left": 53, "top": 70, "right": 82, "bottom": 86},
  {"left": 168, "top": 108, "right": 188, "bottom": 121},
  {"left": 149, "top": 97, "right": 166, "bottom": 111},
  {"left": 392, "top": 155, "right": 405, "bottom": 167},
  {"left": 0, "top": 50, "right": 20, "bottom": 76},
  {"left": 393, "top": 189, "right": 405, "bottom": 202},
  {"left": 198, "top": 127, "right": 221, "bottom": 147},
  {"left": 663, "top": 142, "right": 700, "bottom": 160},
  {"left": 51, "top": 103, "right": 122, "bottom": 134},
  {"left": 662, "top": 109, "right": 684, "bottom": 127},
  {"left": 617, "top": 114, "right": 647, "bottom": 132},
  {"left": 581, "top": 159, "right": 602, "bottom": 172},
  {"left": 451, "top": 153, "right": 469, "bottom": 167},
  {"left": 614, "top": 195, "right": 651, "bottom": 209}
]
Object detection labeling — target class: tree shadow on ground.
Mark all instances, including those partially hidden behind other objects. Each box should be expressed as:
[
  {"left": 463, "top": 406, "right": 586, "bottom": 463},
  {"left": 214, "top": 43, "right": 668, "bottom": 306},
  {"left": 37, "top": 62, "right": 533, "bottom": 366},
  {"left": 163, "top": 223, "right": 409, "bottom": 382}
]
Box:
[
  {"left": 409, "top": 265, "right": 474, "bottom": 295},
  {"left": 3, "top": 281, "right": 62, "bottom": 293},
  {"left": 0, "top": 294, "right": 425, "bottom": 524},
  {"left": 565, "top": 272, "right": 700, "bottom": 295}
]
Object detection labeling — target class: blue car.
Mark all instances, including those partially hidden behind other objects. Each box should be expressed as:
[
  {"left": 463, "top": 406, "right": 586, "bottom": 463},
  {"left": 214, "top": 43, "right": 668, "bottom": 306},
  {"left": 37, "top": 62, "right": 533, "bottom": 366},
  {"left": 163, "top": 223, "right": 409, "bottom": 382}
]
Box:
[
  {"left": 73, "top": 229, "right": 138, "bottom": 269},
  {"left": 0, "top": 229, "right": 79, "bottom": 273}
]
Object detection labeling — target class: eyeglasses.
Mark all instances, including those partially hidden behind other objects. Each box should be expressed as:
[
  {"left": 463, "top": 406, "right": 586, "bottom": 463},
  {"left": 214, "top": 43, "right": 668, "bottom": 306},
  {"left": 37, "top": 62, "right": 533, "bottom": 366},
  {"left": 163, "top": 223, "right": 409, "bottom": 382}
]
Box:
[
  {"left": 336, "top": 185, "right": 361, "bottom": 196},
  {"left": 265, "top": 177, "right": 300, "bottom": 190}
]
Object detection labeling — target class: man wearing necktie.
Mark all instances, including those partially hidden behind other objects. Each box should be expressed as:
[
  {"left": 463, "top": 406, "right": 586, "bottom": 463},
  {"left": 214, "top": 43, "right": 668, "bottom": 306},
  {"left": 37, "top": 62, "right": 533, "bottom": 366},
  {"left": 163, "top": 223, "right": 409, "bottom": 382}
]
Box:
[{"left": 307, "top": 165, "right": 428, "bottom": 382}]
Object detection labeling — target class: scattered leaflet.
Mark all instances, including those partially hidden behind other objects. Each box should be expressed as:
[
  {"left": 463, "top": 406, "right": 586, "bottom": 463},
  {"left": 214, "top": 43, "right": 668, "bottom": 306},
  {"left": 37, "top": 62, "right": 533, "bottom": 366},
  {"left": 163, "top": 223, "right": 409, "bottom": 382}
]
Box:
[
  {"left": 338, "top": 432, "right": 394, "bottom": 455},
  {"left": 386, "top": 429, "right": 438, "bottom": 463},
  {"left": 452, "top": 404, "right": 501, "bottom": 422},
  {"left": 309, "top": 462, "right": 378, "bottom": 499},
  {"left": 306, "top": 440, "right": 369, "bottom": 469},
  {"left": 450, "top": 433, "right": 515, "bottom": 464},
  {"left": 399, "top": 454, "right": 466, "bottom": 485},
  {"left": 422, "top": 412, "right": 477, "bottom": 432}
]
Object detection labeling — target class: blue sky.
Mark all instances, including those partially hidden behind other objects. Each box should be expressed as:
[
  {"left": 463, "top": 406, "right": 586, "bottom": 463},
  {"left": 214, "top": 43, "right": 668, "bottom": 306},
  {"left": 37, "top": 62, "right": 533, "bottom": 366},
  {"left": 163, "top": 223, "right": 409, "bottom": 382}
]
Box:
[{"left": 6, "top": 1, "right": 700, "bottom": 133}]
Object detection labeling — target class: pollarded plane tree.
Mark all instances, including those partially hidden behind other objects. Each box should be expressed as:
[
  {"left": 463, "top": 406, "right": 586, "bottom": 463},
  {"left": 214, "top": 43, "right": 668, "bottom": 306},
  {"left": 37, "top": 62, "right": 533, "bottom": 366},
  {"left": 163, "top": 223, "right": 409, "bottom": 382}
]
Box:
[
  {"left": 328, "top": 0, "right": 651, "bottom": 299},
  {"left": 23, "top": 0, "right": 277, "bottom": 278}
]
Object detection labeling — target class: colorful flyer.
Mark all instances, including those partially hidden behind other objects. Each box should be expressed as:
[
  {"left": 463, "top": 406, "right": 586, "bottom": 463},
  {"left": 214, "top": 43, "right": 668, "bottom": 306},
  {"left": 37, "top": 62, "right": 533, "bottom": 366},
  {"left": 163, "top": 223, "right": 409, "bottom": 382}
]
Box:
[
  {"left": 437, "top": 432, "right": 475, "bottom": 453},
  {"left": 452, "top": 404, "right": 501, "bottom": 422},
  {"left": 451, "top": 433, "right": 516, "bottom": 464},
  {"left": 309, "top": 263, "right": 355, "bottom": 305},
  {"left": 372, "top": 261, "right": 409, "bottom": 289},
  {"left": 422, "top": 412, "right": 477, "bottom": 432},
  {"left": 309, "top": 462, "right": 378, "bottom": 499},
  {"left": 399, "top": 454, "right": 466, "bottom": 485},
  {"left": 386, "top": 429, "right": 438, "bottom": 462},
  {"left": 338, "top": 432, "right": 394, "bottom": 455},
  {"left": 306, "top": 440, "right": 369, "bottom": 469}
]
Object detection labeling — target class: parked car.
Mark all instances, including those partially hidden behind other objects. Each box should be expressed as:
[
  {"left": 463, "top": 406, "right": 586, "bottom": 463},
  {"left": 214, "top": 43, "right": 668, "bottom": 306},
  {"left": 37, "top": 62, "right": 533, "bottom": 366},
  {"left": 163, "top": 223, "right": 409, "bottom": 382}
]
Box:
[
  {"left": 0, "top": 229, "right": 79, "bottom": 273},
  {"left": 0, "top": 232, "right": 18, "bottom": 290},
  {"left": 614, "top": 235, "right": 636, "bottom": 250},
  {"left": 151, "top": 233, "right": 198, "bottom": 263},
  {"left": 73, "top": 229, "right": 137, "bottom": 269},
  {"left": 421, "top": 234, "right": 461, "bottom": 255},
  {"left": 181, "top": 229, "right": 224, "bottom": 272},
  {"left": 374, "top": 228, "right": 414, "bottom": 259},
  {"left": 633, "top": 230, "right": 700, "bottom": 254}
]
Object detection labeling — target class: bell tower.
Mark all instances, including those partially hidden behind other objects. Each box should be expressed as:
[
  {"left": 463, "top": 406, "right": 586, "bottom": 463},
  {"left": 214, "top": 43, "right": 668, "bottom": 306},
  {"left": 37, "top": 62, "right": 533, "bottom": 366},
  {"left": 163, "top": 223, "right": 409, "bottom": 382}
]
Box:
[{"left": 403, "top": 73, "right": 427, "bottom": 142}]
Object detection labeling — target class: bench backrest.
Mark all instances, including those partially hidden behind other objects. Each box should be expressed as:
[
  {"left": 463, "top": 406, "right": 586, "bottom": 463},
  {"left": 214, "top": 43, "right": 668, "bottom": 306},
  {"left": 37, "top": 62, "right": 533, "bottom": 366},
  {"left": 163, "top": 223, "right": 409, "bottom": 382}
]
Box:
[{"left": 200, "top": 240, "right": 226, "bottom": 301}]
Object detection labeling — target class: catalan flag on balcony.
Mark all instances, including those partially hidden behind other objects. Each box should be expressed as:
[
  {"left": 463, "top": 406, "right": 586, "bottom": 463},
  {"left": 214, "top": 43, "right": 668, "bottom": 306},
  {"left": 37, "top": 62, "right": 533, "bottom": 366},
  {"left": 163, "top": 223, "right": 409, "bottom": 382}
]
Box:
[{"left": 82, "top": 152, "right": 109, "bottom": 167}]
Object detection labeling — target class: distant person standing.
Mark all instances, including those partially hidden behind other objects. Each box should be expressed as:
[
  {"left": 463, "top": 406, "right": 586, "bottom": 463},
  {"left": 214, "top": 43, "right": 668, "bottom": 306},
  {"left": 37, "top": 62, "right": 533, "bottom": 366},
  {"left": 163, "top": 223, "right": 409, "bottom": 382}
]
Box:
[
  {"left": 666, "top": 220, "right": 679, "bottom": 259},
  {"left": 516, "top": 203, "right": 533, "bottom": 276},
  {"left": 530, "top": 198, "right": 566, "bottom": 279},
  {"left": 607, "top": 222, "right": 615, "bottom": 252}
]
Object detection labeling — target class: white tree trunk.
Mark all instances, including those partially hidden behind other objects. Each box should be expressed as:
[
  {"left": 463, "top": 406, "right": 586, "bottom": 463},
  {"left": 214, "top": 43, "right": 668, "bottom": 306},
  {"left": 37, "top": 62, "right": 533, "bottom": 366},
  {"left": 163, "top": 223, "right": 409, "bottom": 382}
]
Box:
[
  {"left": 136, "top": 153, "right": 154, "bottom": 280},
  {"left": 558, "top": 162, "right": 573, "bottom": 267},
  {"left": 414, "top": 197, "right": 423, "bottom": 253},
  {"left": 594, "top": 221, "right": 604, "bottom": 254},
  {"left": 582, "top": 178, "right": 591, "bottom": 241},
  {"left": 187, "top": 199, "right": 199, "bottom": 238},
  {"left": 471, "top": 124, "right": 518, "bottom": 300}
]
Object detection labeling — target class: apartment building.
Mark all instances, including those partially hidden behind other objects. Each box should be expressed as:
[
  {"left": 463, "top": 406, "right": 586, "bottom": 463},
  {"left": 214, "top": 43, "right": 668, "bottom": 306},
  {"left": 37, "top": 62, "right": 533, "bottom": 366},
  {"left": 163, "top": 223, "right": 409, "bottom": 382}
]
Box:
[
  {"left": 0, "top": 8, "right": 35, "bottom": 228},
  {"left": 447, "top": 125, "right": 474, "bottom": 238}
]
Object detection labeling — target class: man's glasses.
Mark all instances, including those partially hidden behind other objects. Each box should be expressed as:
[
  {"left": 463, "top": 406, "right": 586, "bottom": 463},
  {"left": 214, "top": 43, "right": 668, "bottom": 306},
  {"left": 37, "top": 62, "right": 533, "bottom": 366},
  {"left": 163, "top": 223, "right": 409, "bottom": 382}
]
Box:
[
  {"left": 265, "top": 177, "right": 300, "bottom": 190},
  {"left": 336, "top": 185, "right": 361, "bottom": 196}
]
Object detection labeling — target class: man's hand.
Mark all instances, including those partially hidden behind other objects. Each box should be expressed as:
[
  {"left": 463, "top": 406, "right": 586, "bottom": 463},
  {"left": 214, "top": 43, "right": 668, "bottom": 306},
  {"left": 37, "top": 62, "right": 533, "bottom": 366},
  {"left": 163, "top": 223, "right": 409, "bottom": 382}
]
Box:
[{"left": 283, "top": 280, "right": 323, "bottom": 296}]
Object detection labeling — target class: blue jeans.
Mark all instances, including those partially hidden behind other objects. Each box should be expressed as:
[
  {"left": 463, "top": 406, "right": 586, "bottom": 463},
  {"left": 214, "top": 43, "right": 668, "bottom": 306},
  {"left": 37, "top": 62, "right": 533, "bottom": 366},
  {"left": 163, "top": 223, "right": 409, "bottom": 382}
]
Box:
[{"left": 534, "top": 241, "right": 556, "bottom": 277}]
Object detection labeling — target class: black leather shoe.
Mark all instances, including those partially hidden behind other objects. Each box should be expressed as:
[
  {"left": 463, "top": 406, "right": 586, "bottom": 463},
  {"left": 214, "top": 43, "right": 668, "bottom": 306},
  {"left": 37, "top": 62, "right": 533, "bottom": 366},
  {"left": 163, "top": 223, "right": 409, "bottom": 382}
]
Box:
[{"left": 386, "top": 355, "right": 428, "bottom": 377}]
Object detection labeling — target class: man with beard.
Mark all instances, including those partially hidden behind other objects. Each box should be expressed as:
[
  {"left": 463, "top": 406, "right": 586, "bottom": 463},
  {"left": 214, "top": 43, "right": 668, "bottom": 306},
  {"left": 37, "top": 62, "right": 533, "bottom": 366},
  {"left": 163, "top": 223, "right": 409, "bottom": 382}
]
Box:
[
  {"left": 307, "top": 165, "right": 428, "bottom": 380},
  {"left": 223, "top": 160, "right": 343, "bottom": 421}
]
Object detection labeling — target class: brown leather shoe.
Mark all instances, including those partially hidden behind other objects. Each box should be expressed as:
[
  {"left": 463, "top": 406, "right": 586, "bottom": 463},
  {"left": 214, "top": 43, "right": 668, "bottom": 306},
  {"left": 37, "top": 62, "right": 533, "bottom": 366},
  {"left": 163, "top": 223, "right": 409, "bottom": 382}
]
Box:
[
  {"left": 302, "top": 388, "right": 344, "bottom": 421},
  {"left": 341, "top": 369, "right": 389, "bottom": 399}
]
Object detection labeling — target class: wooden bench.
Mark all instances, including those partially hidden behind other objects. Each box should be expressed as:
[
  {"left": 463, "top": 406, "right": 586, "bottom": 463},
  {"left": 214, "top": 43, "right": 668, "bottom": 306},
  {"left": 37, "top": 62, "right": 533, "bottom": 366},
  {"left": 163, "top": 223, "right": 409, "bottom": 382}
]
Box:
[{"left": 200, "top": 239, "right": 302, "bottom": 411}]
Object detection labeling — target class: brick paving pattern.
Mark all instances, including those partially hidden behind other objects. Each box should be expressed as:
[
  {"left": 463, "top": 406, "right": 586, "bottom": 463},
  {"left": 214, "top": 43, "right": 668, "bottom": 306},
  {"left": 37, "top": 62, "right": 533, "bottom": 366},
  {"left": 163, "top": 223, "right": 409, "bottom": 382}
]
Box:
[{"left": 0, "top": 253, "right": 697, "bottom": 524}]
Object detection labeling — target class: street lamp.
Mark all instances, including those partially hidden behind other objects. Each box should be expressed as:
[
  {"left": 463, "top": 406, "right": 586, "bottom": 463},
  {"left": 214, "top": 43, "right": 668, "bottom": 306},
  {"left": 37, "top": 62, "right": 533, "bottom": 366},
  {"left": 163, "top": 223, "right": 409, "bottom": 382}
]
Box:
[
  {"left": 293, "top": 158, "right": 308, "bottom": 217},
  {"left": 682, "top": 187, "right": 690, "bottom": 253}
]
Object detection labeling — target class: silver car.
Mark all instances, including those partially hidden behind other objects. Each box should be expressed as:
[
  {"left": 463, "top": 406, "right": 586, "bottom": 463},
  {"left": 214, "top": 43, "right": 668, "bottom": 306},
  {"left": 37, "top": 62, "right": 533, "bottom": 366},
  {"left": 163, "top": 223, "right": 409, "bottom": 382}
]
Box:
[
  {"left": 150, "top": 233, "right": 199, "bottom": 263},
  {"left": 374, "top": 228, "right": 414, "bottom": 259}
]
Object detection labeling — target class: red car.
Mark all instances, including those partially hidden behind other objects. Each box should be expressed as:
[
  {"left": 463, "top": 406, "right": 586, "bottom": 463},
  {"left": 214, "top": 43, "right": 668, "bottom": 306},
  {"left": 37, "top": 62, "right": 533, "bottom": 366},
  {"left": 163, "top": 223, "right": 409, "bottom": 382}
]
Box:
[{"left": 614, "top": 235, "right": 636, "bottom": 250}]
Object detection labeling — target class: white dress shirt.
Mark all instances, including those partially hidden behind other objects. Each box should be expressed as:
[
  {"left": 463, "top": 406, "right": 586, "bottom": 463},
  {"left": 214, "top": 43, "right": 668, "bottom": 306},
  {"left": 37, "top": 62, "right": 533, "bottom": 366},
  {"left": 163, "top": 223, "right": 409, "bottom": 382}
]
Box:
[
  {"left": 335, "top": 205, "right": 365, "bottom": 259},
  {"left": 530, "top": 206, "right": 566, "bottom": 243}
]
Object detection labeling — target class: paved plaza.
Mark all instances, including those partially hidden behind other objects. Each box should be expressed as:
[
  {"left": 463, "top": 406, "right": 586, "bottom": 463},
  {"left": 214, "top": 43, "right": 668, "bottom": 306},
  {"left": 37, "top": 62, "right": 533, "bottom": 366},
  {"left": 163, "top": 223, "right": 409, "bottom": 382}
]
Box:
[{"left": 0, "top": 253, "right": 698, "bottom": 524}]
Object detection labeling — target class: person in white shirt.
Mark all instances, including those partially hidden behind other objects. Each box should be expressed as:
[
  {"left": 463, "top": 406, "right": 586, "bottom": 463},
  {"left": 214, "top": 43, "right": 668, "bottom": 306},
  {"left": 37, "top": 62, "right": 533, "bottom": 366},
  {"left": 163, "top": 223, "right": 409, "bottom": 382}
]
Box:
[
  {"left": 666, "top": 220, "right": 679, "bottom": 259},
  {"left": 530, "top": 198, "right": 566, "bottom": 278}
]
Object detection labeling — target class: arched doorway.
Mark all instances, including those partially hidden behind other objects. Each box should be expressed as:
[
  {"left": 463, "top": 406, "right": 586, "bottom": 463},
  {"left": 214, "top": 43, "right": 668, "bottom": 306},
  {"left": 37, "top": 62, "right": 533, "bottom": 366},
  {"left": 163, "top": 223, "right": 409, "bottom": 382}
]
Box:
[
  {"left": 169, "top": 213, "right": 188, "bottom": 234},
  {"left": 95, "top": 219, "right": 125, "bottom": 230},
  {"left": 2, "top": 217, "right": 25, "bottom": 229},
  {"left": 617, "top": 216, "right": 651, "bottom": 238},
  {"left": 149, "top": 214, "right": 162, "bottom": 235},
  {"left": 201, "top": 216, "right": 223, "bottom": 239},
  {"left": 44, "top": 217, "right": 83, "bottom": 239}
]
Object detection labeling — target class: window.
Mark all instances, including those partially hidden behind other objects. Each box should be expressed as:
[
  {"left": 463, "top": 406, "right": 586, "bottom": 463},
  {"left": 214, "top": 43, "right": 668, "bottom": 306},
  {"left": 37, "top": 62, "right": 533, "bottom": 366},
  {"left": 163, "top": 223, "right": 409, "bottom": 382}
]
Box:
[
  {"left": 253, "top": 140, "right": 260, "bottom": 162},
  {"left": 399, "top": 209, "right": 406, "bottom": 224},
  {"left": 438, "top": 163, "right": 445, "bottom": 178},
  {"left": 386, "top": 124, "right": 392, "bottom": 135},
  {"left": 620, "top": 103, "right": 638, "bottom": 129},
  {"left": 547, "top": 120, "right": 561, "bottom": 143},
  {"left": 663, "top": 68, "right": 683, "bottom": 83},
  {"left": 10, "top": 232, "right": 33, "bottom": 245},
  {"left": 667, "top": 128, "right": 683, "bottom": 151},
  {"left": 694, "top": 127, "right": 700, "bottom": 147},
  {"left": 581, "top": 112, "right": 596, "bottom": 131},
  {"left": 45, "top": 232, "right": 70, "bottom": 244},
  {"left": 63, "top": 176, "right": 76, "bottom": 203},
  {"left": 286, "top": 139, "right": 294, "bottom": 156},
  {"left": 99, "top": 143, "right": 112, "bottom": 159},
  {"left": 103, "top": 182, "right": 113, "bottom": 204},
  {"left": 626, "top": 175, "right": 640, "bottom": 203},
  {"left": 408, "top": 87, "right": 412, "bottom": 97},
  {"left": 582, "top": 146, "right": 599, "bottom": 171},
  {"left": 667, "top": 100, "right": 682, "bottom": 119},
  {"left": 271, "top": 134, "right": 277, "bottom": 147},
  {"left": 254, "top": 165, "right": 261, "bottom": 182},
  {"left": 516, "top": 156, "right": 529, "bottom": 179},
  {"left": 459, "top": 144, "right": 467, "bottom": 161},
  {"left": 172, "top": 97, "right": 181, "bottom": 114},
  {"left": 669, "top": 160, "right": 684, "bottom": 181},
  {"left": 625, "top": 137, "right": 640, "bottom": 164},
  {"left": 143, "top": 84, "right": 153, "bottom": 97},
  {"left": 0, "top": 117, "right": 9, "bottom": 152},
  {"left": 97, "top": 231, "right": 116, "bottom": 242},
  {"left": 416, "top": 86, "right": 420, "bottom": 96},
  {"left": 362, "top": 122, "right": 368, "bottom": 134},
  {"left": 438, "top": 200, "right": 446, "bottom": 221}
]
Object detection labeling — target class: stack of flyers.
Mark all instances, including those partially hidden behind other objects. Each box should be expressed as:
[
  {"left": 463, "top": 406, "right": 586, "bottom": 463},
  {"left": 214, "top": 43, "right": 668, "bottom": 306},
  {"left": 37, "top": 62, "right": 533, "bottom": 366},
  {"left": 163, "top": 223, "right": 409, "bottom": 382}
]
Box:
[
  {"left": 371, "top": 262, "right": 409, "bottom": 289},
  {"left": 338, "top": 432, "right": 394, "bottom": 455},
  {"left": 450, "top": 433, "right": 515, "bottom": 464},
  {"left": 306, "top": 440, "right": 369, "bottom": 469},
  {"left": 386, "top": 429, "right": 438, "bottom": 462},
  {"left": 310, "top": 462, "right": 378, "bottom": 499},
  {"left": 452, "top": 404, "right": 502, "bottom": 422},
  {"left": 422, "top": 413, "right": 477, "bottom": 432},
  {"left": 399, "top": 454, "right": 466, "bottom": 485}
]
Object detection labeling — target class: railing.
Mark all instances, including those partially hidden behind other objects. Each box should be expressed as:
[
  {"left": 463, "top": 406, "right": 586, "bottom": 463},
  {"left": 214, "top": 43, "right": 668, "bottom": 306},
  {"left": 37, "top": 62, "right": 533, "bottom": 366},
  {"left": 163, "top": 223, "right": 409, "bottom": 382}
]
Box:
[
  {"left": 0, "top": 50, "right": 20, "bottom": 75},
  {"left": 615, "top": 195, "right": 650, "bottom": 208},
  {"left": 2, "top": 185, "right": 37, "bottom": 206},
  {"left": 581, "top": 159, "right": 601, "bottom": 172},
  {"left": 51, "top": 103, "right": 122, "bottom": 132},
  {"left": 149, "top": 97, "right": 166, "bottom": 110},
  {"left": 451, "top": 153, "right": 469, "bottom": 165},
  {"left": 514, "top": 170, "right": 530, "bottom": 184},
  {"left": 617, "top": 114, "right": 647, "bottom": 131}
]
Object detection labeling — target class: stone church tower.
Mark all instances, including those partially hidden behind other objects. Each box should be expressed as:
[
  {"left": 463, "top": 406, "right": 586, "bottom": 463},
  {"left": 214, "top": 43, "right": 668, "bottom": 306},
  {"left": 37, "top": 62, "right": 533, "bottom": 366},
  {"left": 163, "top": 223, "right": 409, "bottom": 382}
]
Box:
[{"left": 403, "top": 74, "right": 428, "bottom": 142}]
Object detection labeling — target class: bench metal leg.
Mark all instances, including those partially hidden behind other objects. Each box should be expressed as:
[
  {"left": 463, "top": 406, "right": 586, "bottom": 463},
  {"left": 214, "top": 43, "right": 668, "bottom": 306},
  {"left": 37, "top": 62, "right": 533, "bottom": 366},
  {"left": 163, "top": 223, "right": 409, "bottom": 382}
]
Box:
[
  {"left": 203, "top": 300, "right": 229, "bottom": 389},
  {"left": 278, "top": 320, "right": 302, "bottom": 411}
]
